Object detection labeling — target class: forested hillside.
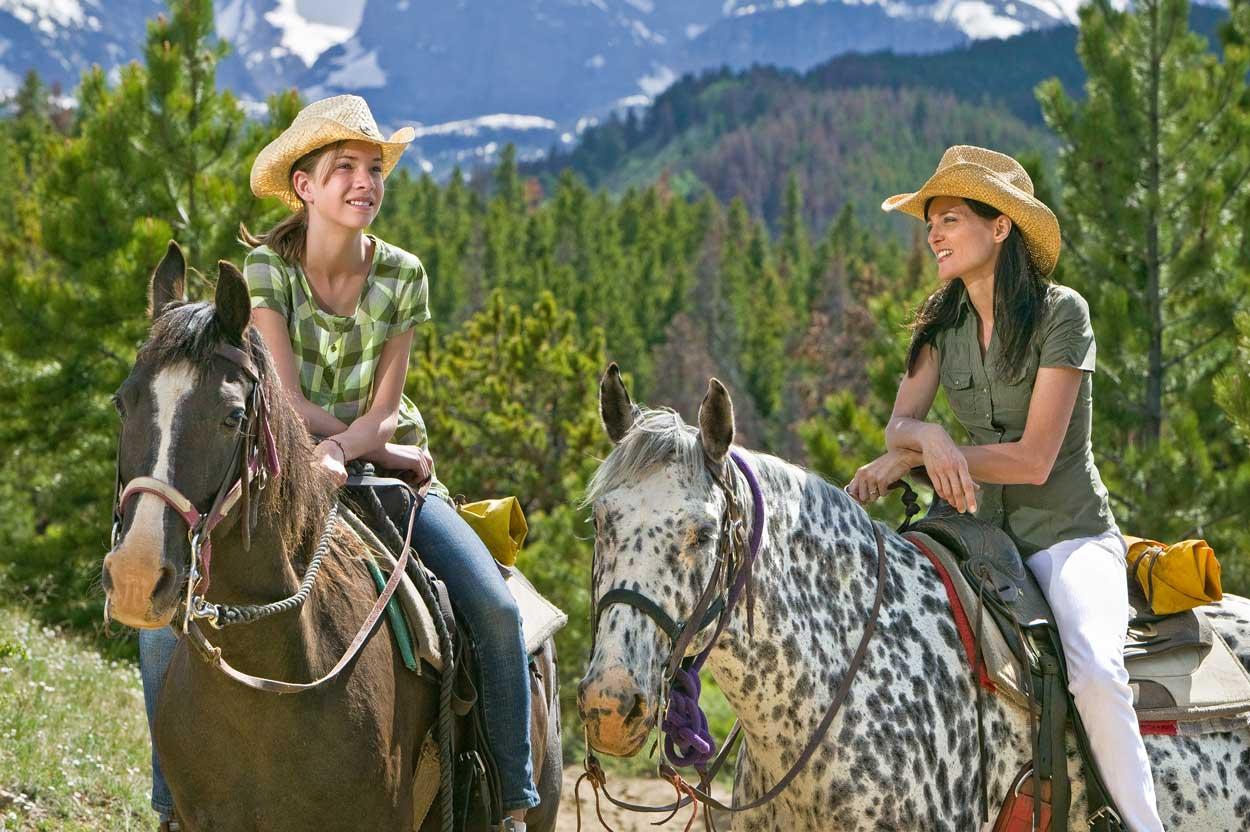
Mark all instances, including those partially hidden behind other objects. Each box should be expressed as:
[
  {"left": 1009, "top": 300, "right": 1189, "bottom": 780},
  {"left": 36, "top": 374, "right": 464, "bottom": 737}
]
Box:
[
  {"left": 527, "top": 5, "right": 1231, "bottom": 234},
  {"left": 1, "top": 0, "right": 1248, "bottom": 777}
]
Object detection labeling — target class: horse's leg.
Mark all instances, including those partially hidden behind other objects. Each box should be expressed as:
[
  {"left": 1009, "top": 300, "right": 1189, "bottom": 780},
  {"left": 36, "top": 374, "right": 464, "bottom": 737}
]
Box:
[{"left": 524, "top": 641, "right": 563, "bottom": 832}]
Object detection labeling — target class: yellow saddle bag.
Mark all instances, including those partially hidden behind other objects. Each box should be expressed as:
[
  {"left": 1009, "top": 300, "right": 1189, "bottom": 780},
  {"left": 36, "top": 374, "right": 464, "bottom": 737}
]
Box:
[
  {"left": 455, "top": 495, "right": 528, "bottom": 566},
  {"left": 1124, "top": 535, "right": 1223, "bottom": 615}
]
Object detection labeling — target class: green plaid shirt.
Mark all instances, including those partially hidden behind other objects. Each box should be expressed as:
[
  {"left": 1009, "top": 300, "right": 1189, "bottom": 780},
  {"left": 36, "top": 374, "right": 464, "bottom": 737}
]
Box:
[{"left": 245, "top": 236, "right": 445, "bottom": 496}]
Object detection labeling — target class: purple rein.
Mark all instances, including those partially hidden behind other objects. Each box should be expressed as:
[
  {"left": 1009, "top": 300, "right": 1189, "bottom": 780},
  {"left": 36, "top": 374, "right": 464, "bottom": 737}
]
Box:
[{"left": 661, "top": 449, "right": 765, "bottom": 771}]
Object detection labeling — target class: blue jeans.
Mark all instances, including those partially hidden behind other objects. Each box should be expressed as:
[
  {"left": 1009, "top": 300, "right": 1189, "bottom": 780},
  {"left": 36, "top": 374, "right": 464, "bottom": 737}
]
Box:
[
  {"left": 415, "top": 495, "right": 538, "bottom": 811},
  {"left": 137, "top": 493, "right": 539, "bottom": 816},
  {"left": 138, "top": 626, "right": 177, "bottom": 821}
]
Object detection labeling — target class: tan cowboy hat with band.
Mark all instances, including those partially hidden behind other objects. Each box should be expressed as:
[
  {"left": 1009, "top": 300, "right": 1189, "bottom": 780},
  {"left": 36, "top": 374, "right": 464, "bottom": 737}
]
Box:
[
  {"left": 250, "top": 95, "right": 416, "bottom": 212},
  {"left": 882, "top": 145, "right": 1061, "bottom": 276}
]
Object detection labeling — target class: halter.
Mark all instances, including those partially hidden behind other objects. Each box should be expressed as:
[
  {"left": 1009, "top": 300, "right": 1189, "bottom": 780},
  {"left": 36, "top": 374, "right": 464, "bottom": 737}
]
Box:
[
  {"left": 591, "top": 449, "right": 764, "bottom": 767},
  {"left": 109, "top": 343, "right": 280, "bottom": 632},
  {"left": 583, "top": 448, "right": 888, "bottom": 822},
  {"left": 108, "top": 340, "right": 418, "bottom": 696}
]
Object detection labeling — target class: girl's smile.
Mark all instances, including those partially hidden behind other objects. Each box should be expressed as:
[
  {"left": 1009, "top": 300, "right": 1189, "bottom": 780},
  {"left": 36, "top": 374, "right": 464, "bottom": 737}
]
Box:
[{"left": 295, "top": 139, "right": 385, "bottom": 230}]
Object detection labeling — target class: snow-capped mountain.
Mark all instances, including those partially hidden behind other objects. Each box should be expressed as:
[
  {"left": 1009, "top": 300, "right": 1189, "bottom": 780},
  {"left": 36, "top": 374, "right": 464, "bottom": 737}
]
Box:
[{"left": 0, "top": 0, "right": 1161, "bottom": 172}]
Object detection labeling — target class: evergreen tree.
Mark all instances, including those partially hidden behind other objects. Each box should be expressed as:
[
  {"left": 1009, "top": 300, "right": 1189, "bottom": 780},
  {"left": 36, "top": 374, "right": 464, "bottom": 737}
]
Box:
[
  {"left": 1037, "top": 0, "right": 1250, "bottom": 555},
  {"left": 0, "top": 0, "right": 289, "bottom": 628}
]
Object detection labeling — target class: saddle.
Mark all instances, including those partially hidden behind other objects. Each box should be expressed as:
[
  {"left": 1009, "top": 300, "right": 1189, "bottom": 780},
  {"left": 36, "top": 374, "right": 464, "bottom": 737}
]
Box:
[
  {"left": 339, "top": 471, "right": 567, "bottom": 832},
  {"left": 904, "top": 495, "right": 1250, "bottom": 831}
]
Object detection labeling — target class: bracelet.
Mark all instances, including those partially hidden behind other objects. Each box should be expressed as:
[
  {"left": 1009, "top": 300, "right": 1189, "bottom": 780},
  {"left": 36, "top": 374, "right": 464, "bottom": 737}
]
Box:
[{"left": 326, "top": 437, "right": 347, "bottom": 462}]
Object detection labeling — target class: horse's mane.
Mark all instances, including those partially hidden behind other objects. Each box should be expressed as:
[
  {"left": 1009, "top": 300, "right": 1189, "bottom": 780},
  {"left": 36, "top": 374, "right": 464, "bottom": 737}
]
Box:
[
  {"left": 584, "top": 406, "right": 751, "bottom": 508},
  {"left": 139, "top": 301, "right": 335, "bottom": 558}
]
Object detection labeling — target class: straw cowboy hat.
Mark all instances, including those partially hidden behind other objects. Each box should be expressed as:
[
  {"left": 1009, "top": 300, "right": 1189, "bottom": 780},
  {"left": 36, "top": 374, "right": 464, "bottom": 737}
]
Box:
[
  {"left": 882, "top": 145, "right": 1061, "bottom": 276},
  {"left": 250, "top": 95, "right": 416, "bottom": 212}
]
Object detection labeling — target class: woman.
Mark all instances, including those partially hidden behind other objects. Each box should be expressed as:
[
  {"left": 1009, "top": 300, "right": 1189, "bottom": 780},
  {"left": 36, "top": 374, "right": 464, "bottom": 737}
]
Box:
[
  {"left": 139, "top": 95, "right": 538, "bottom": 832},
  {"left": 845, "top": 146, "right": 1163, "bottom": 830}
]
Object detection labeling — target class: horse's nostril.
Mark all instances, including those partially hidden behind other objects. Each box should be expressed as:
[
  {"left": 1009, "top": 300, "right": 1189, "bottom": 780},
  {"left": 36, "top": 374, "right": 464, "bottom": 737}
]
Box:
[
  {"left": 152, "top": 564, "right": 176, "bottom": 600},
  {"left": 626, "top": 692, "right": 647, "bottom": 724},
  {"left": 101, "top": 563, "right": 114, "bottom": 594}
]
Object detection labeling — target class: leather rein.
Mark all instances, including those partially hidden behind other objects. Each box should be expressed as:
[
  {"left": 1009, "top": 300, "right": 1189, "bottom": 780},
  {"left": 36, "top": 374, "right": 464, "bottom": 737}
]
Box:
[
  {"left": 583, "top": 450, "right": 889, "bottom": 818},
  {"left": 109, "top": 342, "right": 414, "bottom": 694}
]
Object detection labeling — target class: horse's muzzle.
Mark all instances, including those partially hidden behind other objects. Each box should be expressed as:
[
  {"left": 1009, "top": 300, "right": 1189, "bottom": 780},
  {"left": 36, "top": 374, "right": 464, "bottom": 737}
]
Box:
[
  {"left": 102, "top": 547, "right": 180, "bottom": 629},
  {"left": 578, "top": 666, "right": 656, "bottom": 756}
]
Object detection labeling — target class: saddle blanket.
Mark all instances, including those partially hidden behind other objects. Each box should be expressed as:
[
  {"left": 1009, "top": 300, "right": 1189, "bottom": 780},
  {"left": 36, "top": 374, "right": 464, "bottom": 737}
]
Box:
[
  {"left": 907, "top": 531, "right": 1250, "bottom": 736},
  {"left": 371, "top": 547, "right": 567, "bottom": 673}
]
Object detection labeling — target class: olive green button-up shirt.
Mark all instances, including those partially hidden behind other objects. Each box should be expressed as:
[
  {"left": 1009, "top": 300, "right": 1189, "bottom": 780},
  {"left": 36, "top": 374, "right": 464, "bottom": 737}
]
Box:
[{"left": 935, "top": 284, "right": 1116, "bottom": 555}]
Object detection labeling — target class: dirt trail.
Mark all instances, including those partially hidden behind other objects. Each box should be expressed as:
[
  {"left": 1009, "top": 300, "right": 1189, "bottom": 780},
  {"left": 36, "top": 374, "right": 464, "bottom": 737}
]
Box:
[{"left": 554, "top": 769, "right": 731, "bottom": 832}]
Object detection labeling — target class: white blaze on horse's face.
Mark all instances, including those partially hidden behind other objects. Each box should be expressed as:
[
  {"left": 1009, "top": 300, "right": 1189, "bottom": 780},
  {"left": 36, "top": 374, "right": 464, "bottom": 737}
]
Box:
[
  {"left": 102, "top": 361, "right": 197, "bottom": 628},
  {"left": 579, "top": 468, "right": 726, "bottom": 757}
]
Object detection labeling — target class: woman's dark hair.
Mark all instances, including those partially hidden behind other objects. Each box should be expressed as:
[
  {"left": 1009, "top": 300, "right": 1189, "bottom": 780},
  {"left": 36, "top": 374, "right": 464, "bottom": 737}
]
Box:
[
  {"left": 905, "top": 197, "right": 1050, "bottom": 382},
  {"left": 239, "top": 141, "right": 346, "bottom": 263}
]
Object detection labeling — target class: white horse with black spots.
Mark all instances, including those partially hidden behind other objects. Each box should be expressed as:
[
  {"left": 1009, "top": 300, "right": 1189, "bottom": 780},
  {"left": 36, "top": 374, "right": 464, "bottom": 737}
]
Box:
[{"left": 577, "top": 365, "right": 1250, "bottom": 831}]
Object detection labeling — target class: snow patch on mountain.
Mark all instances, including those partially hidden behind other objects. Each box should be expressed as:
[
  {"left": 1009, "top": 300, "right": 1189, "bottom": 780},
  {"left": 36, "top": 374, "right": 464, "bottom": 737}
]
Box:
[
  {"left": 937, "top": 0, "right": 1026, "bottom": 36},
  {"left": 321, "top": 39, "right": 385, "bottom": 87},
  {"left": 262, "top": 0, "right": 352, "bottom": 66},
  {"left": 0, "top": 0, "right": 86, "bottom": 30},
  {"left": 215, "top": 0, "right": 257, "bottom": 41},
  {"left": 638, "top": 64, "right": 676, "bottom": 97},
  {"left": 1012, "top": 0, "right": 1080, "bottom": 22},
  {"left": 412, "top": 114, "right": 558, "bottom": 138},
  {"left": 0, "top": 61, "right": 19, "bottom": 95}
]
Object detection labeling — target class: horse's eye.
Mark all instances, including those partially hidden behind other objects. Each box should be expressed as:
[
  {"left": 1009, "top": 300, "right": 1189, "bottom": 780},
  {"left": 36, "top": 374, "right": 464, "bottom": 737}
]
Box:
[
  {"left": 696, "top": 527, "right": 715, "bottom": 545},
  {"left": 223, "top": 408, "right": 246, "bottom": 429}
]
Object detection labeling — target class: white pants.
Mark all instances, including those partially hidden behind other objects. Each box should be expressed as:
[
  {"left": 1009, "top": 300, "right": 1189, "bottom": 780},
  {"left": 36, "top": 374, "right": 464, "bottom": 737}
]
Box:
[{"left": 1026, "top": 529, "right": 1164, "bottom": 832}]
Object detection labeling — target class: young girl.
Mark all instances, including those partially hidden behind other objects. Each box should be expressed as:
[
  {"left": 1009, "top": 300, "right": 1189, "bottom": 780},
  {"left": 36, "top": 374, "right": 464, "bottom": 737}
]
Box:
[
  {"left": 139, "top": 95, "right": 538, "bottom": 831},
  {"left": 845, "top": 146, "right": 1163, "bottom": 831}
]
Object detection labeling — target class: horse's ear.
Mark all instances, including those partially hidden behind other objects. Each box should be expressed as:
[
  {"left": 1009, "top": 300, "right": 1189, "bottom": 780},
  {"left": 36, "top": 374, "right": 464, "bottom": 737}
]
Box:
[
  {"left": 148, "top": 240, "right": 187, "bottom": 321},
  {"left": 698, "top": 378, "right": 735, "bottom": 463},
  {"left": 600, "top": 362, "right": 635, "bottom": 444},
  {"left": 214, "top": 260, "right": 251, "bottom": 344}
]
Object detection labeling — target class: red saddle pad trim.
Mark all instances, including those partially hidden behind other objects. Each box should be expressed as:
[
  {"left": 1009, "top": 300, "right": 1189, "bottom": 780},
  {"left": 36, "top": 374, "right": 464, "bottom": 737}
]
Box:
[{"left": 905, "top": 532, "right": 996, "bottom": 692}]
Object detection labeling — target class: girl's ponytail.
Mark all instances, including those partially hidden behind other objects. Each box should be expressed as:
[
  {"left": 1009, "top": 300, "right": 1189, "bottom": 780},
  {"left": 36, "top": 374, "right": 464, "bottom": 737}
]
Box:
[
  {"left": 239, "top": 211, "right": 308, "bottom": 263},
  {"left": 239, "top": 140, "right": 345, "bottom": 264}
]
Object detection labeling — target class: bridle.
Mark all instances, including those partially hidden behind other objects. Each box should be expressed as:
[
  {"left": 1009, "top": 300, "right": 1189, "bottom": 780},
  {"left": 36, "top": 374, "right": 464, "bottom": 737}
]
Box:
[
  {"left": 108, "top": 340, "right": 415, "bottom": 695},
  {"left": 582, "top": 448, "right": 888, "bottom": 821},
  {"left": 110, "top": 343, "right": 280, "bottom": 633}
]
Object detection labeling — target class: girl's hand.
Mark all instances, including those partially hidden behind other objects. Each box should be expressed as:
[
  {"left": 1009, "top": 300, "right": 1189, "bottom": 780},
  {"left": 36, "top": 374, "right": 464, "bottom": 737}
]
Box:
[
  {"left": 846, "top": 449, "right": 919, "bottom": 505},
  {"left": 920, "top": 425, "right": 978, "bottom": 513},
  {"left": 374, "top": 443, "right": 434, "bottom": 484},
  {"left": 313, "top": 439, "right": 348, "bottom": 487}
]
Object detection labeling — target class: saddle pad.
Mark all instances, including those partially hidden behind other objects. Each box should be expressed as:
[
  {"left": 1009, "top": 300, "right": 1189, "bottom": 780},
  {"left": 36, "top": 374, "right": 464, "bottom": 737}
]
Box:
[
  {"left": 503, "top": 566, "right": 569, "bottom": 656},
  {"left": 907, "top": 532, "right": 1250, "bottom": 732}
]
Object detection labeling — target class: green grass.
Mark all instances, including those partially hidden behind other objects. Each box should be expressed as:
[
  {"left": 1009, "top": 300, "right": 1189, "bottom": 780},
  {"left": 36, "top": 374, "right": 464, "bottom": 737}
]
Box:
[
  {"left": 0, "top": 600, "right": 739, "bottom": 831},
  {"left": 0, "top": 606, "right": 152, "bottom": 831}
]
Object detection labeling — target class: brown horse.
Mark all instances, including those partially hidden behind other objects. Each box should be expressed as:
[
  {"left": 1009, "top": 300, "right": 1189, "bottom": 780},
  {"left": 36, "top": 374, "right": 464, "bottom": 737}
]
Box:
[{"left": 102, "top": 242, "right": 562, "bottom": 831}]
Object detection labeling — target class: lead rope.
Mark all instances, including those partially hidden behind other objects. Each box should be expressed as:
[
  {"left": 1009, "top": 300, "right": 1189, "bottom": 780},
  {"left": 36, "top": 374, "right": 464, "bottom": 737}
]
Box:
[{"left": 195, "top": 503, "right": 339, "bottom": 627}]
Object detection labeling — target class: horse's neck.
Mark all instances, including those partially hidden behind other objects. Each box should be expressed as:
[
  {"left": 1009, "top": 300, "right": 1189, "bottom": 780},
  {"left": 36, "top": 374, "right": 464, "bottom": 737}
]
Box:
[
  {"left": 203, "top": 519, "right": 301, "bottom": 606},
  {"left": 705, "top": 457, "right": 880, "bottom": 768},
  {"left": 198, "top": 518, "right": 331, "bottom": 674}
]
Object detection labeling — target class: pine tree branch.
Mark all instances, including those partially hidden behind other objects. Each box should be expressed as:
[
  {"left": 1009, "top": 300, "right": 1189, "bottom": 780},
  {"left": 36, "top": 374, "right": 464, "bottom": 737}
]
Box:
[
  {"left": 1165, "top": 79, "right": 1238, "bottom": 164},
  {"left": 1161, "top": 322, "right": 1236, "bottom": 370},
  {"left": 1160, "top": 147, "right": 1250, "bottom": 220}
]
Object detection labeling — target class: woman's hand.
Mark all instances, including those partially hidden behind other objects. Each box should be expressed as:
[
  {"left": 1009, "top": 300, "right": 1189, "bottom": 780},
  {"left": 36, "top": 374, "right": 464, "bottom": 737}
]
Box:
[
  {"left": 846, "top": 449, "right": 920, "bottom": 505},
  {"left": 313, "top": 439, "right": 348, "bottom": 487},
  {"left": 919, "top": 424, "right": 979, "bottom": 513}
]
